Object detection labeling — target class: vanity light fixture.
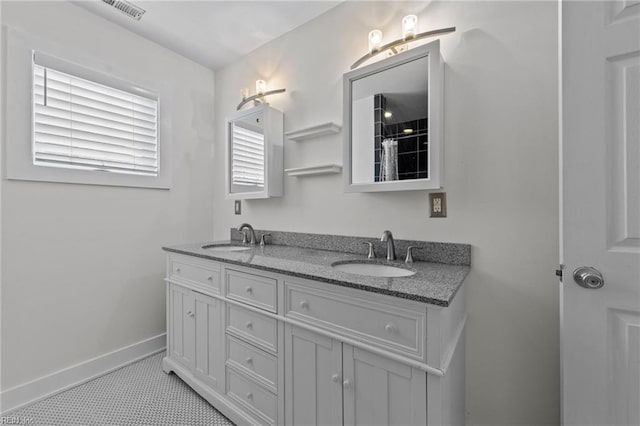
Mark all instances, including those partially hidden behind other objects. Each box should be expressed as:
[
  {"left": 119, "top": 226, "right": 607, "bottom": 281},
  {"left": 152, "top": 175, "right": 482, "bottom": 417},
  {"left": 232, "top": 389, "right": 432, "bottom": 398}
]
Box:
[
  {"left": 237, "top": 79, "right": 286, "bottom": 110},
  {"left": 351, "top": 17, "right": 455, "bottom": 70},
  {"left": 368, "top": 30, "right": 383, "bottom": 53},
  {"left": 402, "top": 15, "right": 418, "bottom": 40},
  {"left": 255, "top": 79, "right": 267, "bottom": 95}
]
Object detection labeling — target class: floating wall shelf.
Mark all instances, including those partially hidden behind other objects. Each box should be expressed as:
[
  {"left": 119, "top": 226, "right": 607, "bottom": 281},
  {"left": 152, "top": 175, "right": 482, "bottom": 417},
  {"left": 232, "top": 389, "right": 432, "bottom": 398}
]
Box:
[
  {"left": 285, "top": 164, "right": 343, "bottom": 177},
  {"left": 285, "top": 122, "right": 342, "bottom": 142}
]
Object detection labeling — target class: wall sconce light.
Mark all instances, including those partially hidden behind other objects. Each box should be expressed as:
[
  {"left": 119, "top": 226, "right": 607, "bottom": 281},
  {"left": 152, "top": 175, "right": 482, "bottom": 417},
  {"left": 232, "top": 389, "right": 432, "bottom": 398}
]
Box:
[
  {"left": 351, "top": 17, "right": 456, "bottom": 70},
  {"left": 237, "top": 79, "right": 286, "bottom": 110},
  {"left": 402, "top": 15, "right": 418, "bottom": 40},
  {"left": 255, "top": 79, "right": 267, "bottom": 95},
  {"left": 368, "top": 30, "right": 383, "bottom": 53}
]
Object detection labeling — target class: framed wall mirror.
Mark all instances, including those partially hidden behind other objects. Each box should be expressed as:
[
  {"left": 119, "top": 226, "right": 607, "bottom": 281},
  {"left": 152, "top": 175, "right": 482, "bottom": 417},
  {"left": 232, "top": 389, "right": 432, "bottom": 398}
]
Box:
[
  {"left": 226, "top": 104, "right": 283, "bottom": 199},
  {"left": 343, "top": 40, "right": 443, "bottom": 192}
]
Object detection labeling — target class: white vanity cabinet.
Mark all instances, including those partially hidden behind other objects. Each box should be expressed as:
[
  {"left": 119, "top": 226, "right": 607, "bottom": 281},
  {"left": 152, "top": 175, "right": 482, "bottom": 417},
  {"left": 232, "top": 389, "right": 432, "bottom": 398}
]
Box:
[
  {"left": 163, "top": 252, "right": 466, "bottom": 426},
  {"left": 284, "top": 325, "right": 426, "bottom": 426}
]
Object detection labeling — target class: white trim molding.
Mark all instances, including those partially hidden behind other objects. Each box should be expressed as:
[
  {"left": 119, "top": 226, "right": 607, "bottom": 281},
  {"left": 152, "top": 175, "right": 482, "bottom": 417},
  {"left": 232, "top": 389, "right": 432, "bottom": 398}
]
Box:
[{"left": 0, "top": 333, "right": 166, "bottom": 415}]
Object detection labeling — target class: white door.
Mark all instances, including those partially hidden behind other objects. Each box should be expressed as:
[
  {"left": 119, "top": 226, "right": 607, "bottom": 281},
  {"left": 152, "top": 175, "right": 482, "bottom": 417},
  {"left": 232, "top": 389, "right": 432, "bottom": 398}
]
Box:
[
  {"left": 562, "top": 1, "right": 640, "bottom": 425},
  {"left": 342, "top": 345, "right": 426, "bottom": 426},
  {"left": 284, "top": 325, "right": 342, "bottom": 426},
  {"left": 169, "top": 284, "right": 195, "bottom": 371},
  {"left": 193, "top": 291, "right": 223, "bottom": 390}
]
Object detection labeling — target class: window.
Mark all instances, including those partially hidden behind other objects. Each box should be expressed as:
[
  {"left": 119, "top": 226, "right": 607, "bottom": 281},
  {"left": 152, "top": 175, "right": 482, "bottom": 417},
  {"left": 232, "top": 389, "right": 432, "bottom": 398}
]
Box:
[
  {"left": 5, "top": 31, "right": 171, "bottom": 189},
  {"left": 33, "top": 58, "right": 159, "bottom": 176}
]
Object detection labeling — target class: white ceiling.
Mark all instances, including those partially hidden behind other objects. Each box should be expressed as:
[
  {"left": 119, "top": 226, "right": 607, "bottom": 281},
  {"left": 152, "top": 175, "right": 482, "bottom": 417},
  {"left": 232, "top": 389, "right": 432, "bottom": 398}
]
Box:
[{"left": 71, "top": 0, "right": 341, "bottom": 70}]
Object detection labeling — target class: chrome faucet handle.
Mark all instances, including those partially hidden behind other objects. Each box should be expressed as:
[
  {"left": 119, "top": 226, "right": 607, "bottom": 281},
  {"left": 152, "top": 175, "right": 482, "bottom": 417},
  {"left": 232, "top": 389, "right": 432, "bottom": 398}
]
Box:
[
  {"left": 405, "top": 246, "right": 420, "bottom": 264},
  {"left": 260, "top": 233, "right": 271, "bottom": 246},
  {"left": 362, "top": 242, "right": 376, "bottom": 259},
  {"left": 241, "top": 230, "right": 249, "bottom": 244}
]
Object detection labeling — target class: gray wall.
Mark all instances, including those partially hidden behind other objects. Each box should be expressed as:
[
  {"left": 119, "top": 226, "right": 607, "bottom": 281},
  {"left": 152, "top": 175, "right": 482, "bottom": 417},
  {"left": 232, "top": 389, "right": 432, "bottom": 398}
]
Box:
[
  {"left": 1, "top": 1, "right": 215, "bottom": 390},
  {"left": 213, "top": 2, "right": 560, "bottom": 424}
]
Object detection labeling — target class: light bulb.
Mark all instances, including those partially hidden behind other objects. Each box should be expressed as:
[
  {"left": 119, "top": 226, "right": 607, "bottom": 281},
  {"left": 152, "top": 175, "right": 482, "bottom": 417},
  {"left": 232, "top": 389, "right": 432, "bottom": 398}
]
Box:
[
  {"left": 402, "top": 15, "right": 418, "bottom": 40},
  {"left": 256, "top": 80, "right": 267, "bottom": 95},
  {"left": 368, "top": 30, "right": 383, "bottom": 53}
]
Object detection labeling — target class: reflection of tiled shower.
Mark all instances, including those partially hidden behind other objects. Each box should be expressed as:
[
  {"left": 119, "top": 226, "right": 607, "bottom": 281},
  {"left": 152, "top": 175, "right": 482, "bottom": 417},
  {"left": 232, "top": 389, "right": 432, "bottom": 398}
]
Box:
[{"left": 374, "top": 94, "right": 428, "bottom": 182}]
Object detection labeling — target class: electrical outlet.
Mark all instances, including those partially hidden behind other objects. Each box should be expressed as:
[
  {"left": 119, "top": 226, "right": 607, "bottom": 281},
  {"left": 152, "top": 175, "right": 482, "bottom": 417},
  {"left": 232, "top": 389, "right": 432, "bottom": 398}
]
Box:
[
  {"left": 429, "top": 192, "right": 447, "bottom": 218},
  {"left": 234, "top": 200, "right": 242, "bottom": 215}
]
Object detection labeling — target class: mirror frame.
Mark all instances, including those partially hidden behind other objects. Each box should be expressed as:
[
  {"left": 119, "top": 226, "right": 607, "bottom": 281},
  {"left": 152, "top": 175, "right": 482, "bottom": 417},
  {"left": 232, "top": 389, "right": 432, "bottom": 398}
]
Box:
[
  {"left": 225, "top": 103, "right": 284, "bottom": 200},
  {"left": 343, "top": 39, "right": 443, "bottom": 192}
]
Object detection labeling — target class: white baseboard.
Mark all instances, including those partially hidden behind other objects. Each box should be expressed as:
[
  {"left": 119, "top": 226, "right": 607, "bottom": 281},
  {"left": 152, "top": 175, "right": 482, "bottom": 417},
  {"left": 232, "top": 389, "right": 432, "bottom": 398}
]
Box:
[{"left": 1, "top": 333, "right": 166, "bottom": 415}]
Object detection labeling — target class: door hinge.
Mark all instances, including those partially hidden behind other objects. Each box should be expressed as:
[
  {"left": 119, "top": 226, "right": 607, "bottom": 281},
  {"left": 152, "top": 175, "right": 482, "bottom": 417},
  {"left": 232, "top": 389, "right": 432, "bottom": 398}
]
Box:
[{"left": 555, "top": 264, "right": 564, "bottom": 282}]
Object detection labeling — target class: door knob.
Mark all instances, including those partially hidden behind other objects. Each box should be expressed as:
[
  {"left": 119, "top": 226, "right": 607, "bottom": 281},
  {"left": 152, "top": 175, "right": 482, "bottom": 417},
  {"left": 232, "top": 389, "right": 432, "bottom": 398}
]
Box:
[{"left": 573, "top": 266, "right": 604, "bottom": 289}]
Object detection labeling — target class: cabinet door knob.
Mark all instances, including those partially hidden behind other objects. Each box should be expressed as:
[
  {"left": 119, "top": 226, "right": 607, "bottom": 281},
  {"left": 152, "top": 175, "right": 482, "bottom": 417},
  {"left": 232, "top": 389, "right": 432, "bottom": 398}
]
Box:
[
  {"left": 207, "top": 276, "right": 213, "bottom": 281},
  {"left": 299, "top": 300, "right": 310, "bottom": 310},
  {"left": 245, "top": 321, "right": 253, "bottom": 329},
  {"left": 246, "top": 392, "right": 253, "bottom": 400},
  {"left": 245, "top": 286, "right": 253, "bottom": 293},
  {"left": 176, "top": 268, "right": 181, "bottom": 273},
  {"left": 187, "top": 311, "right": 194, "bottom": 318},
  {"left": 331, "top": 374, "right": 340, "bottom": 383},
  {"left": 385, "top": 323, "right": 397, "bottom": 333},
  {"left": 343, "top": 378, "right": 352, "bottom": 389},
  {"left": 245, "top": 356, "right": 253, "bottom": 364}
]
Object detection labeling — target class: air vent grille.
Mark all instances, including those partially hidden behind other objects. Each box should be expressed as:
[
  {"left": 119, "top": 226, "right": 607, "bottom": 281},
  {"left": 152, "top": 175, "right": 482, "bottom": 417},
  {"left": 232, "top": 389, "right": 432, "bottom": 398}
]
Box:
[{"left": 101, "top": 0, "right": 145, "bottom": 21}]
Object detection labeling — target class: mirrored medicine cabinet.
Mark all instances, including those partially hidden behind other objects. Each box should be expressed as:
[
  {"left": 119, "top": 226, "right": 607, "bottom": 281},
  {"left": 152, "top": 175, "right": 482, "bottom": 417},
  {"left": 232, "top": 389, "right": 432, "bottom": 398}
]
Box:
[
  {"left": 225, "top": 104, "right": 283, "bottom": 199},
  {"left": 343, "top": 39, "right": 443, "bottom": 192}
]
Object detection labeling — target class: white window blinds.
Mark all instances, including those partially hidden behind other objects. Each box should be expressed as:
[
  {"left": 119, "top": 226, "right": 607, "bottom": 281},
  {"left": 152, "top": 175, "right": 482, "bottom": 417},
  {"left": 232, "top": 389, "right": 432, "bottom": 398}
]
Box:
[
  {"left": 231, "top": 125, "right": 265, "bottom": 187},
  {"left": 33, "top": 59, "right": 159, "bottom": 176}
]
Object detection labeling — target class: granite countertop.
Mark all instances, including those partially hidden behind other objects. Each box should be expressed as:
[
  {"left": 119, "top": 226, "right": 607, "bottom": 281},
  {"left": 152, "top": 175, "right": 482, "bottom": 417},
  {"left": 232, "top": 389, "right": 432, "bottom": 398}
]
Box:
[{"left": 162, "top": 241, "right": 470, "bottom": 307}]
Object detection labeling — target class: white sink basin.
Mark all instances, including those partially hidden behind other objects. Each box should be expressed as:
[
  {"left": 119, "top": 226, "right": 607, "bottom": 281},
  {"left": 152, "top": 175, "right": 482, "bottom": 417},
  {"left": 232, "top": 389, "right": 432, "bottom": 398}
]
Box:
[
  {"left": 204, "top": 244, "right": 252, "bottom": 252},
  {"left": 331, "top": 262, "right": 415, "bottom": 278}
]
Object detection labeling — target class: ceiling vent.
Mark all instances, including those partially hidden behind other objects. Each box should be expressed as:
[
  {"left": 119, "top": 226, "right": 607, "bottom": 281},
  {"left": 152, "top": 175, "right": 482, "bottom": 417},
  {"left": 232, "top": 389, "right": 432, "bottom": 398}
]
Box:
[{"left": 101, "top": 0, "right": 145, "bottom": 21}]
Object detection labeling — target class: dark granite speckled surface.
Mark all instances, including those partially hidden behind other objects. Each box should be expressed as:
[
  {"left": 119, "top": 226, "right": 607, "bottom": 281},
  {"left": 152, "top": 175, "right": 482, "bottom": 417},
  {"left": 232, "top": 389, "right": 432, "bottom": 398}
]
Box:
[
  {"left": 163, "top": 234, "right": 471, "bottom": 307},
  {"left": 230, "top": 228, "right": 471, "bottom": 266}
]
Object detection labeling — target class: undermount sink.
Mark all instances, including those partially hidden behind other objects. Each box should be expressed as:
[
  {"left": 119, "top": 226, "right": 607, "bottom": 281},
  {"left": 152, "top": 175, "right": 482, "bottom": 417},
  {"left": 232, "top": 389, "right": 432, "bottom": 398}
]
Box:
[
  {"left": 331, "top": 261, "right": 415, "bottom": 278},
  {"left": 203, "top": 244, "right": 252, "bottom": 252}
]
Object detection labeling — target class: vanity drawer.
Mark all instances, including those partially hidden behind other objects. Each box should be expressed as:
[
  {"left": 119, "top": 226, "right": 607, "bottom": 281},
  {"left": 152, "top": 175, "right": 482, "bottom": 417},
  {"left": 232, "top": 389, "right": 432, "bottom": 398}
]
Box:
[
  {"left": 226, "top": 305, "right": 278, "bottom": 354},
  {"left": 285, "top": 281, "right": 425, "bottom": 360},
  {"left": 226, "top": 368, "right": 277, "bottom": 426},
  {"left": 226, "top": 335, "right": 277, "bottom": 392},
  {"left": 171, "top": 259, "right": 220, "bottom": 291},
  {"left": 226, "top": 269, "right": 277, "bottom": 313}
]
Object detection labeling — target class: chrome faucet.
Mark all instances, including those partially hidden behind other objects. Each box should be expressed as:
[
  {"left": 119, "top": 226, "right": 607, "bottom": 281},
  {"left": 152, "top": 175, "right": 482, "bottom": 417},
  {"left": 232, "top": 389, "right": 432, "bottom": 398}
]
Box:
[
  {"left": 380, "top": 230, "right": 396, "bottom": 261},
  {"left": 237, "top": 223, "right": 257, "bottom": 245}
]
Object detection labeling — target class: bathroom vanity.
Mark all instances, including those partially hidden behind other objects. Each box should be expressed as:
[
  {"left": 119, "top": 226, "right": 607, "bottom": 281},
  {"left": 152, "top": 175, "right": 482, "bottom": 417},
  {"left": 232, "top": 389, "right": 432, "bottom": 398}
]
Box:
[{"left": 162, "top": 231, "right": 469, "bottom": 426}]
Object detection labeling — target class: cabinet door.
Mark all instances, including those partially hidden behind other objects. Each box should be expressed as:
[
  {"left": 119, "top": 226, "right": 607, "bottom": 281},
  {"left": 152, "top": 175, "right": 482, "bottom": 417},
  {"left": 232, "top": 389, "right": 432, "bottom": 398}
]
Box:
[
  {"left": 193, "top": 291, "right": 223, "bottom": 391},
  {"left": 284, "top": 325, "right": 342, "bottom": 426},
  {"left": 169, "top": 284, "right": 195, "bottom": 370},
  {"left": 343, "top": 345, "right": 426, "bottom": 426}
]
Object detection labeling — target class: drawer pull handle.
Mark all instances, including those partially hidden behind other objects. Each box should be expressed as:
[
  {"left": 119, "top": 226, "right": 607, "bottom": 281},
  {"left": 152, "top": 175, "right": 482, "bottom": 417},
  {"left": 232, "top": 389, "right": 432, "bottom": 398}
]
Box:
[
  {"left": 331, "top": 374, "right": 340, "bottom": 383},
  {"left": 343, "top": 378, "right": 352, "bottom": 389},
  {"left": 245, "top": 356, "right": 253, "bottom": 364},
  {"left": 246, "top": 392, "right": 253, "bottom": 400},
  {"left": 299, "top": 300, "right": 310, "bottom": 310},
  {"left": 245, "top": 321, "right": 253, "bottom": 329},
  {"left": 385, "top": 323, "right": 397, "bottom": 333},
  {"left": 187, "top": 311, "right": 194, "bottom": 318},
  {"left": 245, "top": 286, "right": 253, "bottom": 293}
]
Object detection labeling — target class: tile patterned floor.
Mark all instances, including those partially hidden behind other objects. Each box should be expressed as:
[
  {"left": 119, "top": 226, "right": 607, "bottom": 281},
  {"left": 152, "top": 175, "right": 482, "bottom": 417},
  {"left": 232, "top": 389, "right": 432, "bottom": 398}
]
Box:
[{"left": 10, "top": 352, "right": 234, "bottom": 426}]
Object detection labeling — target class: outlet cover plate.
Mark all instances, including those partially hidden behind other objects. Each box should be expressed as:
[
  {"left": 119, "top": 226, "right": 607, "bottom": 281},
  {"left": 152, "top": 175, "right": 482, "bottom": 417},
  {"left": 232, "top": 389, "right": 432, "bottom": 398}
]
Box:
[
  {"left": 429, "top": 192, "right": 447, "bottom": 218},
  {"left": 234, "top": 200, "right": 241, "bottom": 215}
]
